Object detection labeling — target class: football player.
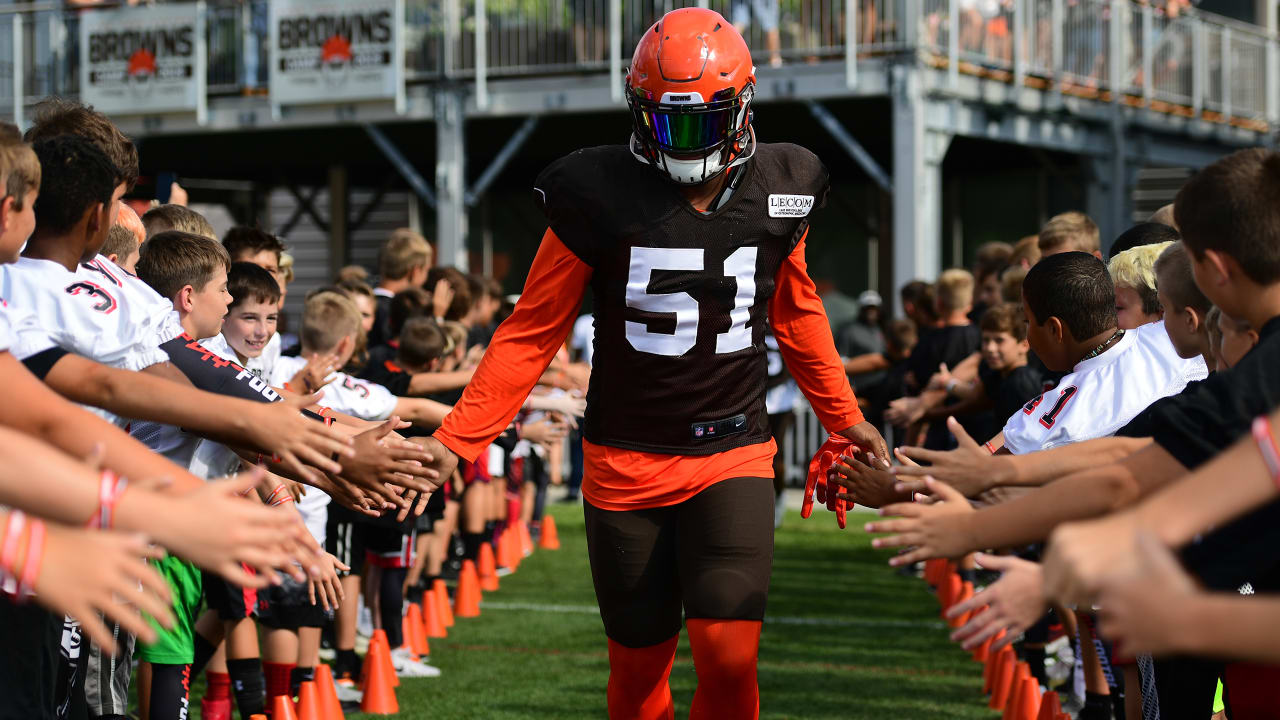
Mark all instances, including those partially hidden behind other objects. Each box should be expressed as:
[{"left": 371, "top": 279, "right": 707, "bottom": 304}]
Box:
[{"left": 415, "top": 9, "right": 886, "bottom": 719}]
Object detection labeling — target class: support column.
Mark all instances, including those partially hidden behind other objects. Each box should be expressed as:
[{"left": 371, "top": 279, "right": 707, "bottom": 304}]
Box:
[
  {"left": 891, "top": 65, "right": 950, "bottom": 314},
  {"left": 436, "top": 88, "right": 468, "bottom": 270},
  {"left": 328, "top": 165, "right": 348, "bottom": 279},
  {"left": 1084, "top": 145, "right": 1139, "bottom": 255}
]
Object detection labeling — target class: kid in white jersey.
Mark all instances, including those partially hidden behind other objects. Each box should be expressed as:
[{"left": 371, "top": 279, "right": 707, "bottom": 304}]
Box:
[{"left": 1001, "top": 252, "right": 1207, "bottom": 454}]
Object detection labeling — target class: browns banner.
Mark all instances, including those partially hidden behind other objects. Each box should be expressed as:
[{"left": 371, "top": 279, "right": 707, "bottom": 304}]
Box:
[
  {"left": 79, "top": 3, "right": 205, "bottom": 117},
  {"left": 270, "top": 0, "right": 403, "bottom": 106}
]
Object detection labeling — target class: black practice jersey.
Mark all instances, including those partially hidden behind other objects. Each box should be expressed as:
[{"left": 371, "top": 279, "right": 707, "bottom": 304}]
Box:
[{"left": 534, "top": 143, "right": 829, "bottom": 455}]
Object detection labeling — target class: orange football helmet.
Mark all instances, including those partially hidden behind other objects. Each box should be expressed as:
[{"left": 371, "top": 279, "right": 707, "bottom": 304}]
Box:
[{"left": 626, "top": 8, "right": 757, "bottom": 185}]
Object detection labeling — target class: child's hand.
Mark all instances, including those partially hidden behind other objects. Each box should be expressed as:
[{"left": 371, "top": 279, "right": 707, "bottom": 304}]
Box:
[
  {"left": 926, "top": 363, "right": 955, "bottom": 392},
  {"left": 337, "top": 418, "right": 443, "bottom": 504},
  {"left": 308, "top": 552, "right": 348, "bottom": 612},
  {"left": 885, "top": 396, "right": 926, "bottom": 426},
  {"left": 139, "top": 469, "right": 313, "bottom": 587},
  {"left": 520, "top": 417, "right": 568, "bottom": 445},
  {"left": 289, "top": 353, "right": 338, "bottom": 395},
  {"left": 33, "top": 523, "right": 173, "bottom": 653},
  {"left": 463, "top": 344, "right": 485, "bottom": 369},
  {"left": 245, "top": 392, "right": 354, "bottom": 485},
  {"left": 431, "top": 279, "right": 455, "bottom": 320}
]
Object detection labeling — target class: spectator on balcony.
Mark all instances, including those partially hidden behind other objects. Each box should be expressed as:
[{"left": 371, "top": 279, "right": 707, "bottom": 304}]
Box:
[
  {"left": 242, "top": 0, "right": 268, "bottom": 93},
  {"left": 731, "top": 0, "right": 784, "bottom": 67}
]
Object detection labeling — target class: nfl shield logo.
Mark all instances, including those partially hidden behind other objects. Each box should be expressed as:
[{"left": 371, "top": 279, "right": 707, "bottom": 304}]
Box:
[{"left": 694, "top": 426, "right": 704, "bottom": 437}]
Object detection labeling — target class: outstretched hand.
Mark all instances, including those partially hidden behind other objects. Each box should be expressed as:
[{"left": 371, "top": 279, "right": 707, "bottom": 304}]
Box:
[
  {"left": 830, "top": 450, "right": 908, "bottom": 509},
  {"left": 34, "top": 524, "right": 173, "bottom": 654},
  {"left": 1043, "top": 510, "right": 1143, "bottom": 607},
  {"left": 946, "top": 553, "right": 1047, "bottom": 651},
  {"left": 141, "top": 468, "right": 316, "bottom": 587},
  {"left": 336, "top": 418, "right": 441, "bottom": 509},
  {"left": 1096, "top": 532, "right": 1200, "bottom": 657},
  {"left": 892, "top": 417, "right": 1005, "bottom": 498},
  {"left": 864, "top": 476, "right": 975, "bottom": 566},
  {"left": 247, "top": 391, "right": 354, "bottom": 486}
]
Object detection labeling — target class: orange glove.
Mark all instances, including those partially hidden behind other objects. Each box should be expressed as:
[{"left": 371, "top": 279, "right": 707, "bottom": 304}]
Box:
[{"left": 802, "top": 435, "right": 856, "bottom": 529}]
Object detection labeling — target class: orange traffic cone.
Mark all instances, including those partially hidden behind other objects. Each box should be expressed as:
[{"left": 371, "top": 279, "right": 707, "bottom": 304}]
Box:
[
  {"left": 1036, "top": 690, "right": 1062, "bottom": 720},
  {"left": 455, "top": 559, "right": 482, "bottom": 618},
  {"left": 939, "top": 572, "right": 961, "bottom": 614},
  {"left": 360, "top": 633, "right": 400, "bottom": 715},
  {"left": 380, "top": 630, "right": 401, "bottom": 688},
  {"left": 312, "top": 664, "right": 344, "bottom": 720},
  {"left": 518, "top": 521, "right": 534, "bottom": 556},
  {"left": 1001, "top": 662, "right": 1032, "bottom": 720},
  {"left": 982, "top": 642, "right": 1002, "bottom": 694},
  {"left": 404, "top": 603, "right": 431, "bottom": 656},
  {"left": 948, "top": 581, "right": 975, "bottom": 628},
  {"left": 271, "top": 694, "right": 299, "bottom": 720},
  {"left": 422, "top": 592, "right": 447, "bottom": 639},
  {"left": 250, "top": 716, "right": 268, "bottom": 720},
  {"left": 499, "top": 526, "right": 520, "bottom": 571},
  {"left": 989, "top": 648, "right": 1016, "bottom": 709},
  {"left": 924, "top": 558, "right": 944, "bottom": 588},
  {"left": 477, "top": 542, "right": 500, "bottom": 592},
  {"left": 363, "top": 629, "right": 398, "bottom": 689},
  {"left": 295, "top": 681, "right": 323, "bottom": 720},
  {"left": 433, "top": 579, "right": 455, "bottom": 628},
  {"left": 538, "top": 515, "right": 560, "bottom": 550},
  {"left": 1013, "top": 676, "right": 1042, "bottom": 720}
]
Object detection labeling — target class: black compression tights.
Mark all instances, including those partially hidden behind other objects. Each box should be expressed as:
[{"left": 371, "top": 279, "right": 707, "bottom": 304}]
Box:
[
  {"left": 380, "top": 567, "right": 408, "bottom": 649},
  {"left": 149, "top": 663, "right": 192, "bottom": 720},
  {"left": 583, "top": 476, "right": 775, "bottom": 648}
]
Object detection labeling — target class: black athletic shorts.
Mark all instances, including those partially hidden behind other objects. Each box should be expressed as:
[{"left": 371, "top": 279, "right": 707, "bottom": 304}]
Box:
[
  {"left": 583, "top": 476, "right": 775, "bottom": 649},
  {"left": 325, "top": 510, "right": 369, "bottom": 578},
  {"left": 202, "top": 569, "right": 260, "bottom": 622},
  {"left": 256, "top": 575, "right": 331, "bottom": 630}
]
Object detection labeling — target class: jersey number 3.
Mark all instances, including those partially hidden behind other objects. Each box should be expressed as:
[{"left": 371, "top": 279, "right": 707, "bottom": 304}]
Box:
[
  {"left": 625, "top": 246, "right": 756, "bottom": 357},
  {"left": 65, "top": 280, "right": 117, "bottom": 314}
]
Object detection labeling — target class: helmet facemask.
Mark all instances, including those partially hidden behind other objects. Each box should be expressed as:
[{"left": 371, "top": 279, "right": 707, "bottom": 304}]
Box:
[{"left": 626, "top": 82, "right": 756, "bottom": 186}]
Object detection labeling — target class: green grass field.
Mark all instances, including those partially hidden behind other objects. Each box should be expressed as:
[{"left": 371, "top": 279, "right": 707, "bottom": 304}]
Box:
[{"left": 360, "top": 503, "right": 993, "bottom": 719}]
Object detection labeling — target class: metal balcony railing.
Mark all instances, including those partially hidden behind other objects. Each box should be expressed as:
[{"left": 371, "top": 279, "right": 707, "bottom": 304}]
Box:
[{"left": 0, "top": 0, "right": 1273, "bottom": 128}]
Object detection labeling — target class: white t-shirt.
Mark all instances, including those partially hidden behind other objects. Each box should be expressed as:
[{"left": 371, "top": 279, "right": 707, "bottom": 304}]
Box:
[
  {"left": 0, "top": 298, "right": 57, "bottom": 360},
  {"left": 270, "top": 355, "right": 397, "bottom": 421},
  {"left": 0, "top": 257, "right": 172, "bottom": 372},
  {"left": 246, "top": 332, "right": 282, "bottom": 383},
  {"left": 78, "top": 255, "right": 186, "bottom": 347},
  {"left": 1002, "top": 321, "right": 1209, "bottom": 454}
]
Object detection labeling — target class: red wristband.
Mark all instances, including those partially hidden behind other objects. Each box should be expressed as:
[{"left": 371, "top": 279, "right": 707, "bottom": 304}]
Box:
[
  {"left": 265, "top": 485, "right": 297, "bottom": 507},
  {"left": 16, "top": 520, "right": 44, "bottom": 600},
  {"left": 93, "top": 470, "right": 127, "bottom": 530},
  {"left": 1252, "top": 416, "right": 1280, "bottom": 490},
  {"left": 984, "top": 441, "right": 996, "bottom": 455}
]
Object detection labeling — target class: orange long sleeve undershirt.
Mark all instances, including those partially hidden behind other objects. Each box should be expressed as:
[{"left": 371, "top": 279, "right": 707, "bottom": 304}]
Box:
[{"left": 434, "top": 228, "right": 863, "bottom": 511}]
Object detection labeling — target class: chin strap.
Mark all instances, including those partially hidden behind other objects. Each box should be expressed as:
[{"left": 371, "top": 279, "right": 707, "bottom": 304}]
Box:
[{"left": 629, "top": 126, "right": 757, "bottom": 186}]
